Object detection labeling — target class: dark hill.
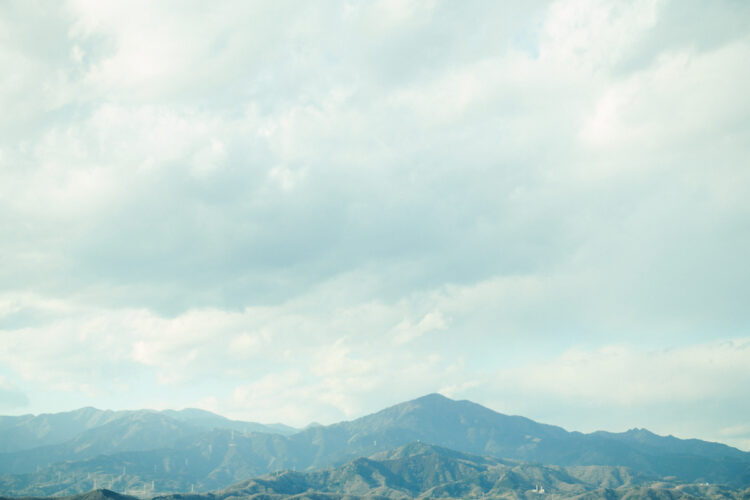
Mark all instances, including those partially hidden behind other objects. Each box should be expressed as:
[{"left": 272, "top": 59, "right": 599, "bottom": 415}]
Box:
[{"left": 0, "top": 489, "right": 138, "bottom": 500}]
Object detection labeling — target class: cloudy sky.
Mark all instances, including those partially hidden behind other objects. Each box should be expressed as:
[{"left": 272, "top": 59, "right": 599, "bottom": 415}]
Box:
[{"left": 1, "top": 0, "right": 749, "bottom": 449}]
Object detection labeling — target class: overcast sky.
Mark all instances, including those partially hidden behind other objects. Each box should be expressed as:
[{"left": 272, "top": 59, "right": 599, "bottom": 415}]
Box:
[{"left": 1, "top": 0, "right": 749, "bottom": 450}]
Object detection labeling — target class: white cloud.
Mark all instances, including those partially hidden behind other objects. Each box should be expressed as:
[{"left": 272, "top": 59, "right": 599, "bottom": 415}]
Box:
[
  {"left": 497, "top": 339, "right": 750, "bottom": 405},
  {"left": 540, "top": 0, "right": 660, "bottom": 71},
  {"left": 392, "top": 309, "right": 447, "bottom": 345},
  {"left": 580, "top": 41, "right": 750, "bottom": 151},
  {"left": 0, "top": 0, "right": 748, "bottom": 448}
]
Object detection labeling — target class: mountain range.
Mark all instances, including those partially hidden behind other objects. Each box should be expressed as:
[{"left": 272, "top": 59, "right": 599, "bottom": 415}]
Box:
[
  {"left": 1, "top": 394, "right": 749, "bottom": 498},
  {"left": 0, "top": 407, "right": 296, "bottom": 455},
  {"left": 156, "top": 442, "right": 750, "bottom": 499}
]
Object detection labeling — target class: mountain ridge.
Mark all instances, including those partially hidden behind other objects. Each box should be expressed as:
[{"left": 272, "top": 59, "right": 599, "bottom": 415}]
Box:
[
  {"left": 156, "top": 442, "right": 749, "bottom": 499},
  {"left": 4, "top": 442, "right": 747, "bottom": 498},
  {"left": 1, "top": 394, "right": 748, "bottom": 496},
  {"left": 0, "top": 407, "right": 297, "bottom": 457}
]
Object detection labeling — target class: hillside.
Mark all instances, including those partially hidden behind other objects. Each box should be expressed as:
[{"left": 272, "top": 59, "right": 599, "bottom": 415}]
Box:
[
  {"left": 154, "top": 442, "right": 750, "bottom": 499},
  {"left": 1, "top": 394, "right": 749, "bottom": 497}
]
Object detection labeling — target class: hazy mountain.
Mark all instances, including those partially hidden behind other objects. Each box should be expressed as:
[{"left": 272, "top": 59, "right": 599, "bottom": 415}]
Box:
[
  {"left": 0, "top": 412, "right": 204, "bottom": 475},
  {"left": 0, "top": 407, "right": 296, "bottom": 458},
  {"left": 0, "top": 408, "right": 130, "bottom": 454},
  {"left": 1, "top": 394, "right": 749, "bottom": 497},
  {"left": 151, "top": 442, "right": 749, "bottom": 499},
  {"left": 160, "top": 409, "right": 296, "bottom": 436},
  {"left": 0, "top": 410, "right": 296, "bottom": 477},
  {"left": 0, "top": 428, "right": 298, "bottom": 496},
  {"left": 275, "top": 393, "right": 750, "bottom": 485},
  {"left": 591, "top": 427, "right": 749, "bottom": 461}
]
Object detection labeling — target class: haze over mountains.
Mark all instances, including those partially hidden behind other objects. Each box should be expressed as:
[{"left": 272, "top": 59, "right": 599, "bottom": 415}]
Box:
[
  {"left": 0, "top": 407, "right": 295, "bottom": 455},
  {"left": 0, "top": 408, "right": 295, "bottom": 475},
  {"left": 157, "top": 442, "right": 750, "bottom": 499},
  {"left": 1, "top": 394, "right": 748, "bottom": 498}
]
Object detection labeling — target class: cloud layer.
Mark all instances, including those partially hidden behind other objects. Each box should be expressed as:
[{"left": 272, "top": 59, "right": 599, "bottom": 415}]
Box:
[{"left": 1, "top": 0, "right": 749, "bottom": 449}]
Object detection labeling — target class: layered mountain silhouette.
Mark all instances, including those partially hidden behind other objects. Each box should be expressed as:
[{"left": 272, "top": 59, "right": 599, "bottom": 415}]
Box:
[
  {"left": 1, "top": 394, "right": 749, "bottom": 497},
  {"left": 3, "top": 444, "right": 748, "bottom": 499},
  {"left": 0, "top": 407, "right": 295, "bottom": 455},
  {"left": 155, "top": 442, "right": 749, "bottom": 499},
  {"left": 0, "top": 408, "right": 296, "bottom": 475}
]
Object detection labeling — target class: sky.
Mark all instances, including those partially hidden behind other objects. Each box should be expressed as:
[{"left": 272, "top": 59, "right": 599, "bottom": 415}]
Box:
[{"left": 1, "top": 0, "right": 749, "bottom": 450}]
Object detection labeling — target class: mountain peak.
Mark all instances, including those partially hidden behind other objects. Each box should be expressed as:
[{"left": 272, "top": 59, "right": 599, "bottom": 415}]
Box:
[
  {"left": 2, "top": 397, "right": 749, "bottom": 496},
  {"left": 70, "top": 489, "right": 138, "bottom": 500},
  {"left": 413, "top": 392, "right": 452, "bottom": 402}
]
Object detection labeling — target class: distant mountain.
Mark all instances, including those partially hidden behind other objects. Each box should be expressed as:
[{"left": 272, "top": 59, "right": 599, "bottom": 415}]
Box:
[
  {"left": 591, "top": 426, "right": 749, "bottom": 461},
  {"left": 0, "top": 407, "right": 296, "bottom": 456},
  {"left": 0, "top": 408, "right": 298, "bottom": 485},
  {"left": 1, "top": 394, "right": 749, "bottom": 497},
  {"left": 0, "top": 412, "right": 207, "bottom": 475},
  {"left": 273, "top": 393, "right": 750, "bottom": 485},
  {"left": 152, "top": 442, "right": 749, "bottom": 499},
  {"left": 0, "top": 428, "right": 294, "bottom": 496},
  {"left": 160, "top": 409, "right": 296, "bottom": 436},
  {"left": 0, "top": 408, "right": 129, "bottom": 454}
]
